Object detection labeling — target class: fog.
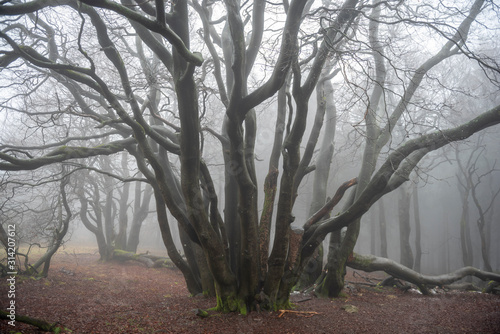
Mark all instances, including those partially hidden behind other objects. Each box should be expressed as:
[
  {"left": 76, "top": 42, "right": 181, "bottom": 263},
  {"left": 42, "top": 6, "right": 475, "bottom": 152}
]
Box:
[{"left": 64, "top": 93, "right": 500, "bottom": 276}]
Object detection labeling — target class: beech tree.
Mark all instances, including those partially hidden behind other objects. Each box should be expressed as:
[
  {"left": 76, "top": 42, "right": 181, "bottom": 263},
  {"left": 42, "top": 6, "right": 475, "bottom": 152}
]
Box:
[
  {"left": 0, "top": 166, "right": 72, "bottom": 277},
  {"left": 1, "top": 0, "right": 500, "bottom": 312},
  {"left": 455, "top": 134, "right": 500, "bottom": 272}
]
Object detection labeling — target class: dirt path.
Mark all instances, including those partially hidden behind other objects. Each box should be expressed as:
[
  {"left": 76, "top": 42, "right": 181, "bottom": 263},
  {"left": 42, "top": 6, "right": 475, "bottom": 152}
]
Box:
[{"left": 1, "top": 252, "right": 499, "bottom": 333}]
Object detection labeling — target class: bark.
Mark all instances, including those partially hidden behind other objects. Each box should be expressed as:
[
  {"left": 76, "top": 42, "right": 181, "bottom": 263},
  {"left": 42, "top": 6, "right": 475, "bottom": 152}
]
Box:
[
  {"left": 116, "top": 152, "right": 130, "bottom": 250},
  {"left": 348, "top": 252, "right": 500, "bottom": 295},
  {"left": 152, "top": 184, "right": 203, "bottom": 295},
  {"left": 378, "top": 198, "right": 388, "bottom": 258},
  {"left": 259, "top": 78, "right": 289, "bottom": 282},
  {"left": 259, "top": 167, "right": 279, "bottom": 281},
  {"left": 458, "top": 184, "right": 473, "bottom": 267},
  {"left": 398, "top": 186, "right": 414, "bottom": 269},
  {"left": 0, "top": 138, "right": 135, "bottom": 171},
  {"left": 412, "top": 183, "right": 422, "bottom": 273},
  {"left": 102, "top": 157, "right": 116, "bottom": 254},
  {"left": 126, "top": 178, "right": 153, "bottom": 253},
  {"left": 193, "top": 242, "right": 216, "bottom": 296},
  {"left": 315, "top": 229, "right": 345, "bottom": 298},
  {"left": 370, "top": 207, "right": 376, "bottom": 255}
]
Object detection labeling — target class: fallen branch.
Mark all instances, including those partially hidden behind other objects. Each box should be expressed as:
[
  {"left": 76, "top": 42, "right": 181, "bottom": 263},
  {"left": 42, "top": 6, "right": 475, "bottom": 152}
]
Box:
[
  {"left": 278, "top": 310, "right": 320, "bottom": 318},
  {"left": 112, "top": 250, "right": 171, "bottom": 268},
  {"left": 0, "top": 310, "right": 69, "bottom": 332},
  {"left": 303, "top": 178, "right": 358, "bottom": 230},
  {"left": 113, "top": 249, "right": 155, "bottom": 268},
  {"left": 345, "top": 280, "right": 378, "bottom": 287},
  {"left": 347, "top": 252, "right": 500, "bottom": 295}
]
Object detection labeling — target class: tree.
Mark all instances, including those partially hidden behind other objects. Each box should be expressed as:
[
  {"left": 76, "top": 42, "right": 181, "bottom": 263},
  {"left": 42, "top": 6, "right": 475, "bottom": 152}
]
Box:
[
  {"left": 1, "top": 0, "right": 499, "bottom": 313},
  {"left": 74, "top": 152, "right": 153, "bottom": 259},
  {"left": 0, "top": 166, "right": 73, "bottom": 277},
  {"left": 312, "top": 0, "right": 499, "bottom": 297},
  {"left": 455, "top": 134, "right": 500, "bottom": 272}
]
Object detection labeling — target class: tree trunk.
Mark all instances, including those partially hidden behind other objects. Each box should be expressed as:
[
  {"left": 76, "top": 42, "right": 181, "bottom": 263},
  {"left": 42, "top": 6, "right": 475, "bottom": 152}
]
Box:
[
  {"left": 259, "top": 78, "right": 288, "bottom": 283},
  {"left": 370, "top": 206, "right": 376, "bottom": 255},
  {"left": 30, "top": 176, "right": 71, "bottom": 277},
  {"left": 398, "top": 185, "right": 414, "bottom": 269},
  {"left": 78, "top": 187, "right": 112, "bottom": 261},
  {"left": 126, "top": 179, "right": 153, "bottom": 253},
  {"left": 318, "top": 0, "right": 385, "bottom": 297},
  {"left": 298, "top": 66, "right": 337, "bottom": 289},
  {"left": 194, "top": 242, "right": 216, "bottom": 296},
  {"left": 315, "top": 229, "right": 345, "bottom": 297},
  {"left": 412, "top": 183, "right": 422, "bottom": 273},
  {"left": 116, "top": 152, "right": 130, "bottom": 250},
  {"left": 458, "top": 186, "right": 474, "bottom": 268},
  {"left": 379, "top": 198, "right": 388, "bottom": 258},
  {"left": 470, "top": 174, "right": 495, "bottom": 272},
  {"left": 102, "top": 157, "right": 116, "bottom": 252}
]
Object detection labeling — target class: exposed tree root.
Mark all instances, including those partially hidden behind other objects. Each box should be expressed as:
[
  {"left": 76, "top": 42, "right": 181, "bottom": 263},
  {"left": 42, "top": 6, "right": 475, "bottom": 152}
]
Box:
[{"left": 347, "top": 252, "right": 500, "bottom": 295}]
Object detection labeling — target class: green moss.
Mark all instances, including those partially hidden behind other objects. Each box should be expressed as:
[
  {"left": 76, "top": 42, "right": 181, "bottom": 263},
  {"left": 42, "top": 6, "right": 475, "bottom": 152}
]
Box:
[
  {"left": 336, "top": 291, "right": 348, "bottom": 299},
  {"left": 352, "top": 254, "right": 374, "bottom": 267},
  {"left": 113, "top": 249, "right": 140, "bottom": 259},
  {"left": 266, "top": 296, "right": 295, "bottom": 311},
  {"left": 213, "top": 294, "right": 247, "bottom": 314}
]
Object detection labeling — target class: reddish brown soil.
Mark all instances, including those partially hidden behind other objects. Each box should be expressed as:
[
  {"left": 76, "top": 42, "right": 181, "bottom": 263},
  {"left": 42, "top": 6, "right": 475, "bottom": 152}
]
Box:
[{"left": 1, "top": 252, "right": 499, "bottom": 333}]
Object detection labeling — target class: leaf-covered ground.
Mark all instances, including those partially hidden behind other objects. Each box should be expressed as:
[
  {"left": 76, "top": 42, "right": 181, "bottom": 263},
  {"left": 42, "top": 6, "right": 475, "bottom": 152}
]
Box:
[{"left": 1, "top": 252, "right": 499, "bottom": 333}]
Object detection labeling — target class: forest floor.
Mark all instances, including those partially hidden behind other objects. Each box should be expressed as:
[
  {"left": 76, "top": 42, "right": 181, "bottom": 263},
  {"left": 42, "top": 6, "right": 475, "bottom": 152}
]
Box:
[{"left": 1, "top": 250, "right": 499, "bottom": 334}]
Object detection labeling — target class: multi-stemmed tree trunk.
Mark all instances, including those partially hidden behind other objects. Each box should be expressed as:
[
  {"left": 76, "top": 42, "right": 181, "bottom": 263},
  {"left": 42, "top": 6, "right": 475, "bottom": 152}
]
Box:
[{"left": 297, "top": 65, "right": 338, "bottom": 290}]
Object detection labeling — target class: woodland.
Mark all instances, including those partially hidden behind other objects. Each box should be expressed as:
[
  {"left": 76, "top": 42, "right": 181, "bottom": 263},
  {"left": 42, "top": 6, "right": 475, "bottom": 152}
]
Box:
[{"left": 1, "top": 0, "right": 500, "bottom": 330}]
